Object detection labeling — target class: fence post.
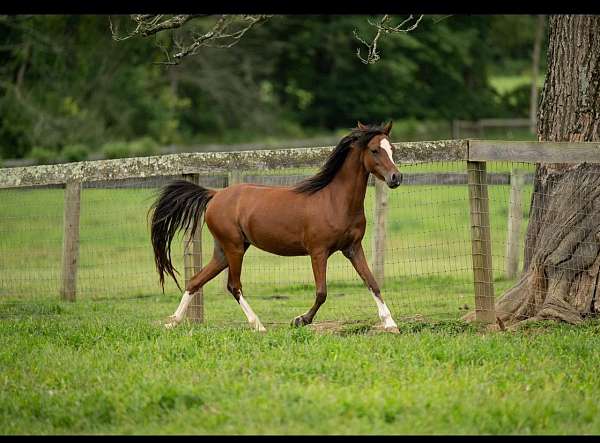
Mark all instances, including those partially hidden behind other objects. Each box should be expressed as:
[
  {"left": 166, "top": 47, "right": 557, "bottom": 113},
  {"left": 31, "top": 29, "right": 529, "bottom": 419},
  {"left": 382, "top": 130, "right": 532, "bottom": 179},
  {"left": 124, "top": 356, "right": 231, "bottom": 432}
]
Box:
[
  {"left": 505, "top": 168, "right": 525, "bottom": 279},
  {"left": 182, "top": 173, "right": 203, "bottom": 323},
  {"left": 222, "top": 170, "right": 243, "bottom": 292},
  {"left": 372, "top": 179, "right": 389, "bottom": 288},
  {"left": 60, "top": 181, "right": 81, "bottom": 301},
  {"left": 467, "top": 161, "right": 496, "bottom": 323}
]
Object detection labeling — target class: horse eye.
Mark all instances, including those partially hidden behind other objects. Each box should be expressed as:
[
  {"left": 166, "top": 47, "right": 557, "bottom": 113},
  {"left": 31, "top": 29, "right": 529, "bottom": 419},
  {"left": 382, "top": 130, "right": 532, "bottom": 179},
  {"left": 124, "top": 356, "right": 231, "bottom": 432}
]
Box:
[{"left": 371, "top": 149, "right": 378, "bottom": 154}]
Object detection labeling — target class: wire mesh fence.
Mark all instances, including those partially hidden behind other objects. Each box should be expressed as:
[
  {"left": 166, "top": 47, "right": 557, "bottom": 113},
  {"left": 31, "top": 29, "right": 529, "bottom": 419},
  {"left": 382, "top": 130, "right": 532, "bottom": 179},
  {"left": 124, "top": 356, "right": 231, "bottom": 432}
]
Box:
[
  {"left": 495, "top": 161, "right": 600, "bottom": 323},
  {"left": 0, "top": 147, "right": 542, "bottom": 328},
  {"left": 4, "top": 139, "right": 599, "bottom": 329}
]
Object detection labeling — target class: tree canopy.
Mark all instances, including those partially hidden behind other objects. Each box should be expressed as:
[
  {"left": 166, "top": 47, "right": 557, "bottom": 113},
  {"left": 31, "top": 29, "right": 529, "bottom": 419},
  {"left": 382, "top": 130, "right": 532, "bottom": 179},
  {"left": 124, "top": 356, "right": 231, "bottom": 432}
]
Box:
[{"left": 0, "top": 15, "right": 546, "bottom": 160}]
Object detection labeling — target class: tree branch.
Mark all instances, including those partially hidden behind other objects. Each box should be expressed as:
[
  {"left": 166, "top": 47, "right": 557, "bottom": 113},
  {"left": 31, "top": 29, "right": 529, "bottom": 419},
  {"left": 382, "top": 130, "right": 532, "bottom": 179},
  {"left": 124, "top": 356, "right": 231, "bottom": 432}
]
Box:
[
  {"left": 111, "top": 14, "right": 423, "bottom": 65},
  {"left": 354, "top": 14, "right": 424, "bottom": 65},
  {"left": 110, "top": 15, "right": 207, "bottom": 41},
  {"left": 110, "top": 14, "right": 271, "bottom": 65}
]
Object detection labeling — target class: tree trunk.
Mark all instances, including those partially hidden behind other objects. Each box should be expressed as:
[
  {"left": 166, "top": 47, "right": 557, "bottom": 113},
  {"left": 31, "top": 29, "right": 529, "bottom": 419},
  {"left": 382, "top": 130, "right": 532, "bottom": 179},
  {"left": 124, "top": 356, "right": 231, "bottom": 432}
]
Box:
[
  {"left": 15, "top": 41, "right": 31, "bottom": 99},
  {"left": 473, "top": 16, "right": 600, "bottom": 326},
  {"left": 529, "top": 15, "right": 545, "bottom": 134}
]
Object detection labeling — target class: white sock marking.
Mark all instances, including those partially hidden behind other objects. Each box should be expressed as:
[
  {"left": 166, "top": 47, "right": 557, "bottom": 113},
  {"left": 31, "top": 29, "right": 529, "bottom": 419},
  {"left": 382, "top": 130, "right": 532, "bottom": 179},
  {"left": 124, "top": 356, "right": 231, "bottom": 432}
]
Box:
[
  {"left": 370, "top": 291, "right": 398, "bottom": 329},
  {"left": 238, "top": 293, "right": 266, "bottom": 332},
  {"left": 168, "top": 291, "right": 193, "bottom": 325}
]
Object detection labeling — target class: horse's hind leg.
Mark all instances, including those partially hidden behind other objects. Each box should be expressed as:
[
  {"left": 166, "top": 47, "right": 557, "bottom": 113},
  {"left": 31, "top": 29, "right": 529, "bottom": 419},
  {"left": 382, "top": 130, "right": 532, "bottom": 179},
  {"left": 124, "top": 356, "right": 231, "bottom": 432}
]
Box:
[
  {"left": 292, "top": 251, "right": 328, "bottom": 327},
  {"left": 164, "top": 241, "right": 227, "bottom": 329},
  {"left": 224, "top": 243, "right": 266, "bottom": 332}
]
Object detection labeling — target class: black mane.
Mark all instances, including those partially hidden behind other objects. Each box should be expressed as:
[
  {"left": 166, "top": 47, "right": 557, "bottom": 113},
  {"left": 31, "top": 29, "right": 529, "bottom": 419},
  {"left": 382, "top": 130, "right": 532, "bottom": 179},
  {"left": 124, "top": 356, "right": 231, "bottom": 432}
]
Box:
[{"left": 293, "top": 123, "right": 389, "bottom": 195}]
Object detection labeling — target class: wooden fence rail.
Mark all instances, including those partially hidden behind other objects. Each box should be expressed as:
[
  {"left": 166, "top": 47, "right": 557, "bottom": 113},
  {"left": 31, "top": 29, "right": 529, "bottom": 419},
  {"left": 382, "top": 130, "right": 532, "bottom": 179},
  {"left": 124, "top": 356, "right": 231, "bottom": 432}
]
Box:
[
  {"left": 0, "top": 140, "right": 468, "bottom": 189},
  {"left": 4, "top": 139, "right": 600, "bottom": 324}
]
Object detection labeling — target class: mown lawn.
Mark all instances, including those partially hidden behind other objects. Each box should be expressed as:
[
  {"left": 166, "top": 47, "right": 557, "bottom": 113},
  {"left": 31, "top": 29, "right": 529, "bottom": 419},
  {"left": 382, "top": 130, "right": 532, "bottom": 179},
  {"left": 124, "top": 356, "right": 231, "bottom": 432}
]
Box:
[
  {"left": 0, "top": 298, "right": 599, "bottom": 435},
  {"left": 4, "top": 166, "right": 597, "bottom": 434}
]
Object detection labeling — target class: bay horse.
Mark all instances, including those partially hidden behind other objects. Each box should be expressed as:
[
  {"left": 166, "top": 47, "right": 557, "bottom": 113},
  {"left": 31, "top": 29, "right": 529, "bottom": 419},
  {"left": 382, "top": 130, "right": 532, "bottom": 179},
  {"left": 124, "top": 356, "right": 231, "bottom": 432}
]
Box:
[{"left": 150, "top": 122, "right": 402, "bottom": 332}]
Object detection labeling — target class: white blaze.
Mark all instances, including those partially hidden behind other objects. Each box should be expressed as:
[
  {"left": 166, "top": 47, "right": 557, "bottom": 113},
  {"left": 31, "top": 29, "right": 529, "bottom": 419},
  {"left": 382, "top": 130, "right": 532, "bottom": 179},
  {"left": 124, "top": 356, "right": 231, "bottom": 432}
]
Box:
[
  {"left": 379, "top": 138, "right": 395, "bottom": 164},
  {"left": 370, "top": 291, "right": 398, "bottom": 329}
]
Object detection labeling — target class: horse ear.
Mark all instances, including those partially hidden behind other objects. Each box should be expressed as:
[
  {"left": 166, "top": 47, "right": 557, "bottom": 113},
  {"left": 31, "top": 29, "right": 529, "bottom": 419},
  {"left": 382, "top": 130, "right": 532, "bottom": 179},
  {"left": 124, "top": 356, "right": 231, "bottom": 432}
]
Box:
[
  {"left": 383, "top": 120, "right": 393, "bottom": 135},
  {"left": 357, "top": 121, "right": 368, "bottom": 131}
]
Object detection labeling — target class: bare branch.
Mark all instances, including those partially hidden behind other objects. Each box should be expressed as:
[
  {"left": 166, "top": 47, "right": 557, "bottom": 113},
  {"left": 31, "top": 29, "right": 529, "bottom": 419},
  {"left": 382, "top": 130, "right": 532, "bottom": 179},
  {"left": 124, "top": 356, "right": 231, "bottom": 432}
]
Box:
[
  {"left": 110, "top": 15, "right": 208, "bottom": 41},
  {"left": 111, "top": 14, "right": 421, "bottom": 65},
  {"left": 432, "top": 15, "right": 453, "bottom": 24},
  {"left": 355, "top": 15, "right": 389, "bottom": 64},
  {"left": 111, "top": 14, "right": 271, "bottom": 65},
  {"left": 354, "top": 14, "right": 424, "bottom": 65}
]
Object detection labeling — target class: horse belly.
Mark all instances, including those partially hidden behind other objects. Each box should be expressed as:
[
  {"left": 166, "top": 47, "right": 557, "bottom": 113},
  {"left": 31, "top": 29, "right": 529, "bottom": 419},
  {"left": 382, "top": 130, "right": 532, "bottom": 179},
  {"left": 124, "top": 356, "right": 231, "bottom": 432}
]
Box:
[
  {"left": 241, "top": 197, "right": 308, "bottom": 256},
  {"left": 244, "top": 222, "right": 308, "bottom": 256},
  {"left": 252, "top": 239, "right": 307, "bottom": 256}
]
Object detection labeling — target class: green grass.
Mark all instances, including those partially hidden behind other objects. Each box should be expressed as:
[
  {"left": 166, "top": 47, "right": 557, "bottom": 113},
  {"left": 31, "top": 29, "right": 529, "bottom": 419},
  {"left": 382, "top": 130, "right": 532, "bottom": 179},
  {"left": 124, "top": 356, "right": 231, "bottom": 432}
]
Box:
[
  {"left": 2, "top": 170, "right": 599, "bottom": 434},
  {"left": 0, "top": 299, "right": 599, "bottom": 434},
  {"left": 489, "top": 74, "right": 544, "bottom": 96}
]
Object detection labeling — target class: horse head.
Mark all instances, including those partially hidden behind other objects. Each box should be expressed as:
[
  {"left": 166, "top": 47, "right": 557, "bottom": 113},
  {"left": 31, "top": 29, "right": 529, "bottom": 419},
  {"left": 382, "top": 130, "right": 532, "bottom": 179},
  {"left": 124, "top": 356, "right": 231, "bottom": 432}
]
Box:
[{"left": 357, "top": 121, "right": 402, "bottom": 189}]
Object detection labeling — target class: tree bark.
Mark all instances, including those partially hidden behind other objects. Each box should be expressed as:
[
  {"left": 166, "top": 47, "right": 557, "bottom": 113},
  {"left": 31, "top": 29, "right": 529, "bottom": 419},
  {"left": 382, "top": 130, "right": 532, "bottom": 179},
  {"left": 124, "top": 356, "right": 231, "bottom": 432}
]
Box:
[
  {"left": 529, "top": 15, "right": 545, "bottom": 134},
  {"left": 14, "top": 41, "right": 30, "bottom": 99},
  {"left": 470, "top": 15, "right": 600, "bottom": 326}
]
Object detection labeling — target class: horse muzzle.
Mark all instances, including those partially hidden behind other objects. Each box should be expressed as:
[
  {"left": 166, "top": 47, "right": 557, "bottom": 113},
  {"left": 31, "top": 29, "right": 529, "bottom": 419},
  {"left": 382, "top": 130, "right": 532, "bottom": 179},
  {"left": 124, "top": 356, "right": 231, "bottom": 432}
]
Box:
[{"left": 386, "top": 172, "right": 402, "bottom": 189}]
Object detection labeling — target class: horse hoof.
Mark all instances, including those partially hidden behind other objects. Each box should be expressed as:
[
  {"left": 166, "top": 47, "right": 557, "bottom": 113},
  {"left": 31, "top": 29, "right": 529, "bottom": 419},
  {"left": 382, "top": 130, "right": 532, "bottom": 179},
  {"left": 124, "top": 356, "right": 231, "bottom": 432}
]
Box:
[
  {"left": 384, "top": 326, "right": 400, "bottom": 334},
  {"left": 164, "top": 320, "right": 179, "bottom": 329},
  {"left": 291, "top": 316, "right": 307, "bottom": 327}
]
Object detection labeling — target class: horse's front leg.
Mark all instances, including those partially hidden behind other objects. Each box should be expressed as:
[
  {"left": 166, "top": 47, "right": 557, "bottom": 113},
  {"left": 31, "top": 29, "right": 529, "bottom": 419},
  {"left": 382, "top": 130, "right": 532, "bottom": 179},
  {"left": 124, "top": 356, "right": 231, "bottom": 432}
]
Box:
[
  {"left": 292, "top": 251, "right": 328, "bottom": 327},
  {"left": 343, "top": 243, "right": 399, "bottom": 333}
]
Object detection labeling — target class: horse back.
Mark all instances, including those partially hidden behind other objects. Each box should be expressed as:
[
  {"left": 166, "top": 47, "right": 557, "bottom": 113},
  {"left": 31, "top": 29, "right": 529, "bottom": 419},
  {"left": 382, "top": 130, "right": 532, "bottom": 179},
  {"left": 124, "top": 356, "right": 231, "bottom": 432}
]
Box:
[{"left": 205, "top": 184, "right": 310, "bottom": 255}]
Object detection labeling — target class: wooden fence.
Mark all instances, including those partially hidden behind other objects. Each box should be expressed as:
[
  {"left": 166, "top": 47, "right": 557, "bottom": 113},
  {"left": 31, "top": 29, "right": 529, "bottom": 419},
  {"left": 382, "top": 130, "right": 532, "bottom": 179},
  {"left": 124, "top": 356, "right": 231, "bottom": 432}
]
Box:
[{"left": 3, "top": 139, "right": 600, "bottom": 324}]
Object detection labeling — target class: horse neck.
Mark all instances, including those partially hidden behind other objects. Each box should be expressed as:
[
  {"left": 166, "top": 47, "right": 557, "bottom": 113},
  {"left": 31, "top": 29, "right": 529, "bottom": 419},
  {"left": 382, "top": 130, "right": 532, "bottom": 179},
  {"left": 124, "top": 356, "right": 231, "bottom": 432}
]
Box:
[{"left": 326, "top": 147, "right": 369, "bottom": 216}]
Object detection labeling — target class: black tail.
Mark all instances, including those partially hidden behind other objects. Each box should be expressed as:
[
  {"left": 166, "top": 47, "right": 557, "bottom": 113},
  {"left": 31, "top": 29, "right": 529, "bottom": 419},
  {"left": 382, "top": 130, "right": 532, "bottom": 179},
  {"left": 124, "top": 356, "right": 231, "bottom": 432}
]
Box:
[{"left": 149, "top": 180, "right": 215, "bottom": 292}]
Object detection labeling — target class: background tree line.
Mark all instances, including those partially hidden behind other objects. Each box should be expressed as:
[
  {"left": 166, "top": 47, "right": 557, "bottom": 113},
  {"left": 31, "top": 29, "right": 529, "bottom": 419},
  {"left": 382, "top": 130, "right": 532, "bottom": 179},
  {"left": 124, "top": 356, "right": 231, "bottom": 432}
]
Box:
[{"left": 0, "top": 15, "right": 546, "bottom": 162}]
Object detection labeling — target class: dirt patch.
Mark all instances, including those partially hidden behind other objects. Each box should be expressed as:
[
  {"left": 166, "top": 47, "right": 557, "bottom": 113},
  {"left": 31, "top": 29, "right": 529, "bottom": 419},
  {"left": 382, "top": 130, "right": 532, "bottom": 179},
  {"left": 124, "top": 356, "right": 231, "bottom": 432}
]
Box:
[
  {"left": 308, "top": 320, "right": 347, "bottom": 333},
  {"left": 308, "top": 320, "right": 397, "bottom": 335}
]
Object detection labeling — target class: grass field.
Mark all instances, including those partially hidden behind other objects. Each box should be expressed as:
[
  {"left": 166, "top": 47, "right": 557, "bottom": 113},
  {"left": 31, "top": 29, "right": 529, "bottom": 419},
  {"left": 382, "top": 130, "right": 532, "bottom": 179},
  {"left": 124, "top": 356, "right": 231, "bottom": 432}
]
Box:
[
  {"left": 1, "top": 299, "right": 599, "bottom": 434},
  {"left": 489, "top": 74, "right": 544, "bottom": 96},
  {"left": 3, "top": 163, "right": 598, "bottom": 434}
]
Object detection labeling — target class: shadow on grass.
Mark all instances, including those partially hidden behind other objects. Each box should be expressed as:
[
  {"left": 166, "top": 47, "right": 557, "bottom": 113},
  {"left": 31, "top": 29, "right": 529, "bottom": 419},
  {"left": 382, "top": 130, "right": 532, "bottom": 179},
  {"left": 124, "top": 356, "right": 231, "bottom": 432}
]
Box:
[
  {"left": 0, "top": 301, "right": 64, "bottom": 319},
  {"left": 307, "top": 317, "right": 481, "bottom": 336}
]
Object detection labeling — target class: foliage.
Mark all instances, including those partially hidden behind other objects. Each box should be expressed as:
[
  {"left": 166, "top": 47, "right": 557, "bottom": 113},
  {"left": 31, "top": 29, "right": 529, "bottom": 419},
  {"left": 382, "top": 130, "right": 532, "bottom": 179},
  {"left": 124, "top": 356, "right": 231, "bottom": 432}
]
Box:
[
  {"left": 128, "top": 136, "right": 160, "bottom": 157},
  {"left": 60, "top": 144, "right": 89, "bottom": 162},
  {"left": 29, "top": 146, "right": 58, "bottom": 164},
  {"left": 499, "top": 84, "right": 539, "bottom": 118},
  {"left": 486, "top": 15, "right": 548, "bottom": 76},
  {"left": 0, "top": 15, "right": 545, "bottom": 160},
  {"left": 99, "top": 137, "right": 160, "bottom": 160},
  {"left": 101, "top": 141, "right": 131, "bottom": 159}
]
